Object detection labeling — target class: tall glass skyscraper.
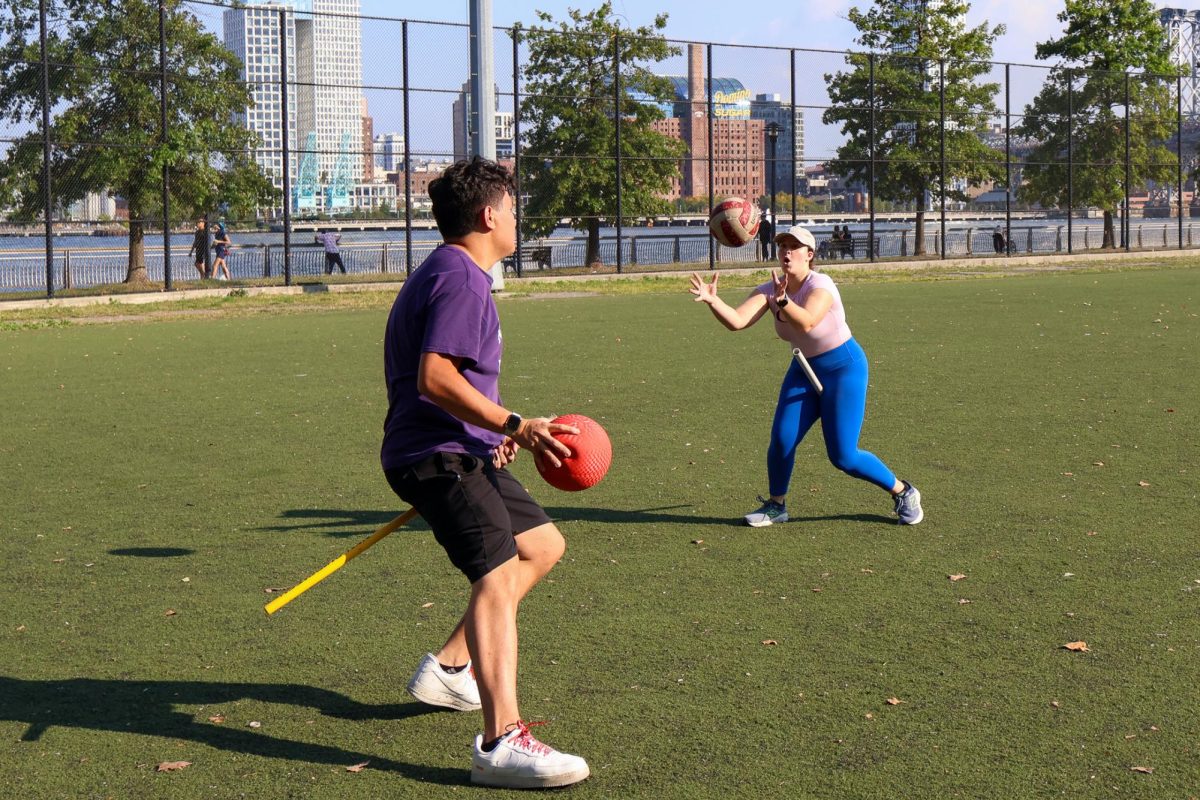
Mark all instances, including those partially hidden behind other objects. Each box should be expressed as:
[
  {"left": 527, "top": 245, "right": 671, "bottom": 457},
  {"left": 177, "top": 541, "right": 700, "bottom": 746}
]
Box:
[{"left": 224, "top": 0, "right": 364, "bottom": 210}]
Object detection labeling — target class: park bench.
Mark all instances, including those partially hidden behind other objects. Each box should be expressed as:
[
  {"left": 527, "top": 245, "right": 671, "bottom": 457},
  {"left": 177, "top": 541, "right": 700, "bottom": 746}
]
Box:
[{"left": 504, "top": 245, "right": 553, "bottom": 273}]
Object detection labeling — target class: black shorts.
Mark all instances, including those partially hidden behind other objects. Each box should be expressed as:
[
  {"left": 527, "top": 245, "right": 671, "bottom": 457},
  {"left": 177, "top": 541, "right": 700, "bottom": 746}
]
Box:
[{"left": 384, "top": 452, "right": 551, "bottom": 584}]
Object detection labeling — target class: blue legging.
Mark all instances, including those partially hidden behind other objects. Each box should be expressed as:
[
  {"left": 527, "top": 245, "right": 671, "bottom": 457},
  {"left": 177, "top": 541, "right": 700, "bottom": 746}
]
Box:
[{"left": 767, "top": 337, "right": 896, "bottom": 497}]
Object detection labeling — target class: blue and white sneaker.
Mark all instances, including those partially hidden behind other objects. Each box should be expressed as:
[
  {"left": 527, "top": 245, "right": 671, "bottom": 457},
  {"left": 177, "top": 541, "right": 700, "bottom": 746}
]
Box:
[
  {"left": 744, "top": 496, "right": 788, "bottom": 527},
  {"left": 893, "top": 481, "right": 924, "bottom": 525}
]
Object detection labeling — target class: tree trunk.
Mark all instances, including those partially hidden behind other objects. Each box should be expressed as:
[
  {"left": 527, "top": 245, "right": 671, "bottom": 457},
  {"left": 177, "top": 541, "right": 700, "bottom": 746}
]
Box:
[
  {"left": 1102, "top": 209, "right": 1116, "bottom": 249},
  {"left": 125, "top": 217, "right": 150, "bottom": 284},
  {"left": 585, "top": 218, "right": 602, "bottom": 268}
]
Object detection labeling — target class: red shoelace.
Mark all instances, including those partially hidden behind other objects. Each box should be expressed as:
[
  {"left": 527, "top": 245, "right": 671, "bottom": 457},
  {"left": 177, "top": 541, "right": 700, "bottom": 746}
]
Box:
[{"left": 506, "top": 720, "right": 551, "bottom": 756}]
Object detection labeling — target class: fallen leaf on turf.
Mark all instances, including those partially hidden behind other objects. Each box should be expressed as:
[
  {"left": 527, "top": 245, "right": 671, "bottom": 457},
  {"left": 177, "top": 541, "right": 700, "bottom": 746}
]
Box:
[
  {"left": 52, "top": 558, "right": 65, "bottom": 564},
  {"left": 1051, "top": 701, "right": 1060, "bottom": 708},
  {"left": 864, "top": 712, "right": 874, "bottom": 720},
  {"left": 421, "top": 602, "right": 434, "bottom": 608},
  {"left": 208, "top": 715, "right": 225, "bottom": 724},
  {"left": 761, "top": 640, "right": 778, "bottom": 646},
  {"left": 958, "top": 598, "right": 971, "bottom": 605},
  {"left": 346, "top": 761, "right": 369, "bottom": 773},
  {"left": 263, "top": 587, "right": 286, "bottom": 594},
  {"left": 1130, "top": 766, "right": 1154, "bottom": 774},
  {"left": 164, "top": 609, "right": 176, "bottom": 617},
  {"left": 1125, "top": 734, "right": 1137, "bottom": 740},
  {"left": 886, "top": 697, "right": 904, "bottom": 705},
  {"left": 1063, "top": 641, "right": 1090, "bottom": 652},
  {"left": 949, "top": 574, "right": 967, "bottom": 582},
  {"left": 691, "top": 539, "right": 703, "bottom": 545},
  {"left": 1093, "top": 461, "right": 1105, "bottom": 467},
  {"left": 1062, "top": 472, "right": 1074, "bottom": 477},
  {"left": 1087, "top": 531, "right": 1098, "bottom": 536},
  {"left": 1138, "top": 481, "right": 1150, "bottom": 487},
  {"left": 156, "top": 761, "right": 191, "bottom": 772},
  {"left": 16, "top": 625, "right": 26, "bottom": 632},
  {"left": 247, "top": 721, "right": 261, "bottom": 728}
]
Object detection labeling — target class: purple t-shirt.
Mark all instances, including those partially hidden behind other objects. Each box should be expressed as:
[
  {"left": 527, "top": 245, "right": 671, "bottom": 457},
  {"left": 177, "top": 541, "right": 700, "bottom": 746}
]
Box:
[{"left": 381, "top": 245, "right": 505, "bottom": 470}]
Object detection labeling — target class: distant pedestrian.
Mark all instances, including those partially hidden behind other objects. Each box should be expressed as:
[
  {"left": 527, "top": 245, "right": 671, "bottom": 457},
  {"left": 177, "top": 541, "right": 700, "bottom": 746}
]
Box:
[
  {"left": 758, "top": 204, "right": 773, "bottom": 261},
  {"left": 188, "top": 218, "right": 209, "bottom": 279},
  {"left": 212, "top": 220, "right": 232, "bottom": 281},
  {"left": 992, "top": 226, "right": 1006, "bottom": 254},
  {"left": 316, "top": 229, "right": 346, "bottom": 274},
  {"left": 842, "top": 226, "right": 855, "bottom": 259}
]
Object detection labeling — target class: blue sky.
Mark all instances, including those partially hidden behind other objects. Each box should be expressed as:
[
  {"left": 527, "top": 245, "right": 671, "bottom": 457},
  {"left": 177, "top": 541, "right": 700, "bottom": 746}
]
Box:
[
  {"left": 395, "top": 0, "right": 1098, "bottom": 64},
  {"left": 365, "top": 1, "right": 1200, "bottom": 157},
  {"left": 191, "top": 1, "right": 1200, "bottom": 161}
]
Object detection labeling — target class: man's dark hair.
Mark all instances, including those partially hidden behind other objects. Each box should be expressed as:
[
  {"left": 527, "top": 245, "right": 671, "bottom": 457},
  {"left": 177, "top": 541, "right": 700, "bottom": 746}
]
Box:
[{"left": 429, "top": 156, "right": 516, "bottom": 239}]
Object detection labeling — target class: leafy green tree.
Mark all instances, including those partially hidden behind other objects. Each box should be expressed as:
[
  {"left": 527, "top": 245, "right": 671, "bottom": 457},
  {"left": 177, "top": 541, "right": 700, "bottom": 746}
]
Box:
[
  {"left": 1016, "top": 0, "right": 1178, "bottom": 249},
  {"left": 0, "top": 0, "right": 277, "bottom": 283},
  {"left": 823, "top": 0, "right": 1005, "bottom": 255},
  {"left": 518, "top": 4, "right": 687, "bottom": 267}
]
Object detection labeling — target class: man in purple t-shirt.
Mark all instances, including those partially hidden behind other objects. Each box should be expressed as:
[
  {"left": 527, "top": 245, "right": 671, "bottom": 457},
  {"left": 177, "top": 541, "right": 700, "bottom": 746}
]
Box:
[{"left": 380, "top": 157, "right": 590, "bottom": 790}]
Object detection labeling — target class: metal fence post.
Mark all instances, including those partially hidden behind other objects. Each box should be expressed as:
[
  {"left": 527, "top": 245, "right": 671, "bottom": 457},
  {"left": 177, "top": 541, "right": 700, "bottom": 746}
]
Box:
[
  {"left": 279, "top": 8, "right": 292, "bottom": 285},
  {"left": 939, "top": 59, "right": 946, "bottom": 260},
  {"left": 707, "top": 42, "right": 715, "bottom": 271},
  {"left": 1005, "top": 62, "right": 1012, "bottom": 257},
  {"left": 159, "top": 0, "right": 173, "bottom": 290},
  {"left": 1178, "top": 74, "right": 1184, "bottom": 249},
  {"left": 1123, "top": 71, "right": 1130, "bottom": 251},
  {"left": 402, "top": 20, "right": 413, "bottom": 276},
  {"left": 512, "top": 25, "right": 523, "bottom": 277},
  {"left": 1067, "top": 69, "right": 1073, "bottom": 255},
  {"left": 614, "top": 31, "right": 623, "bottom": 274},
  {"left": 868, "top": 52, "right": 876, "bottom": 263},
  {"left": 790, "top": 49, "right": 797, "bottom": 226},
  {"left": 39, "top": 0, "right": 54, "bottom": 298}
]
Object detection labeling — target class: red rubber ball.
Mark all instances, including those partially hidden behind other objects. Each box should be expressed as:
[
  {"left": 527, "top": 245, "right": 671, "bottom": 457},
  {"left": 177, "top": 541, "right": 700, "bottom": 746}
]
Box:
[{"left": 536, "top": 414, "right": 612, "bottom": 492}]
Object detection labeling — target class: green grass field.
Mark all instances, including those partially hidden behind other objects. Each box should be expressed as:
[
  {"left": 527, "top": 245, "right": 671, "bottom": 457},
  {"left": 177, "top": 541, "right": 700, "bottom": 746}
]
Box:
[{"left": 2, "top": 265, "right": 1198, "bottom": 799}]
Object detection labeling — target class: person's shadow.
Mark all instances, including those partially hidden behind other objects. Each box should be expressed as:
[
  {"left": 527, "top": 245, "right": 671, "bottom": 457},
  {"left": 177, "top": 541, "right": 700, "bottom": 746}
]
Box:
[{"left": 0, "top": 676, "right": 465, "bottom": 784}]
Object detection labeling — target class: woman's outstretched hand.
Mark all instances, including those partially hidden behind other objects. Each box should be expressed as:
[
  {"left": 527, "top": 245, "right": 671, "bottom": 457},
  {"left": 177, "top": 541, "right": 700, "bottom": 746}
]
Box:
[{"left": 690, "top": 271, "right": 720, "bottom": 304}]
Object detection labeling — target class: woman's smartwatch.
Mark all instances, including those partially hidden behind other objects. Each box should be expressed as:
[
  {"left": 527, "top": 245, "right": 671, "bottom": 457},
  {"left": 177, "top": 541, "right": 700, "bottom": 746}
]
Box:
[
  {"left": 777, "top": 296, "right": 790, "bottom": 308},
  {"left": 503, "top": 412, "right": 523, "bottom": 436}
]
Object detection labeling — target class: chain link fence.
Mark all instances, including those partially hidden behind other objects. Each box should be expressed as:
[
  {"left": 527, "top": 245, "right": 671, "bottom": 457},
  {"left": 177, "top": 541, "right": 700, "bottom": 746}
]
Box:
[{"left": 2, "top": 0, "right": 1197, "bottom": 298}]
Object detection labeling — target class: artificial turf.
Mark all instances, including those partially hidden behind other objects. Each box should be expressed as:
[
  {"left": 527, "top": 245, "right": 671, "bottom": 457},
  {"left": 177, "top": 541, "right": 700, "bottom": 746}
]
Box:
[{"left": 1, "top": 265, "right": 1197, "bottom": 798}]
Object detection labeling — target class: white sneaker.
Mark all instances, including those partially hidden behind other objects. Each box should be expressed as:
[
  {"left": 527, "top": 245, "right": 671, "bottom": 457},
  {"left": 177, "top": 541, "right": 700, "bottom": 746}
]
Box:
[
  {"left": 406, "top": 653, "right": 481, "bottom": 711},
  {"left": 471, "top": 721, "right": 589, "bottom": 789}
]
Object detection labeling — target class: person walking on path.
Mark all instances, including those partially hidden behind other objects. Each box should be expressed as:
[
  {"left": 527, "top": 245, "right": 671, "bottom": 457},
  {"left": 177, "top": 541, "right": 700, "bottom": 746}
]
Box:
[
  {"left": 187, "top": 218, "right": 209, "bottom": 279},
  {"left": 211, "top": 220, "right": 232, "bottom": 281},
  {"left": 688, "top": 224, "right": 924, "bottom": 527},
  {"left": 315, "top": 229, "right": 346, "bottom": 274},
  {"left": 381, "top": 156, "right": 590, "bottom": 789}
]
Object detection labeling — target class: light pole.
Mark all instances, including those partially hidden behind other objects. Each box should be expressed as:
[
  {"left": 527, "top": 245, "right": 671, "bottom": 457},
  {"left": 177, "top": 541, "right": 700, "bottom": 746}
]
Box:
[{"left": 766, "top": 122, "right": 780, "bottom": 261}]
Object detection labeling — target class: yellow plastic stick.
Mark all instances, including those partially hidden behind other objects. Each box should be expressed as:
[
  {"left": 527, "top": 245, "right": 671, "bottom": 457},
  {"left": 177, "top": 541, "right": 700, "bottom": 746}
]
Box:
[{"left": 264, "top": 508, "right": 420, "bottom": 615}]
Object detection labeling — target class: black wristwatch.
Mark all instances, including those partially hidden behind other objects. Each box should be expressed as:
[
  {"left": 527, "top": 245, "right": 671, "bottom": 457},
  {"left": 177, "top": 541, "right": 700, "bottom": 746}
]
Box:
[
  {"left": 777, "top": 296, "right": 790, "bottom": 308},
  {"left": 503, "top": 412, "right": 523, "bottom": 436}
]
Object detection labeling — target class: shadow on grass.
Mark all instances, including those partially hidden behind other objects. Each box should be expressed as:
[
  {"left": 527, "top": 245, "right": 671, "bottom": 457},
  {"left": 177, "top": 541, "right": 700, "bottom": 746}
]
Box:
[
  {"left": 544, "top": 504, "right": 731, "bottom": 526},
  {"left": 0, "top": 676, "right": 466, "bottom": 785},
  {"left": 259, "top": 506, "right": 897, "bottom": 536},
  {"left": 786, "top": 512, "right": 896, "bottom": 525},
  {"left": 260, "top": 504, "right": 738, "bottom": 536},
  {"left": 258, "top": 508, "right": 431, "bottom": 537},
  {"left": 108, "top": 547, "right": 195, "bottom": 557}
]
